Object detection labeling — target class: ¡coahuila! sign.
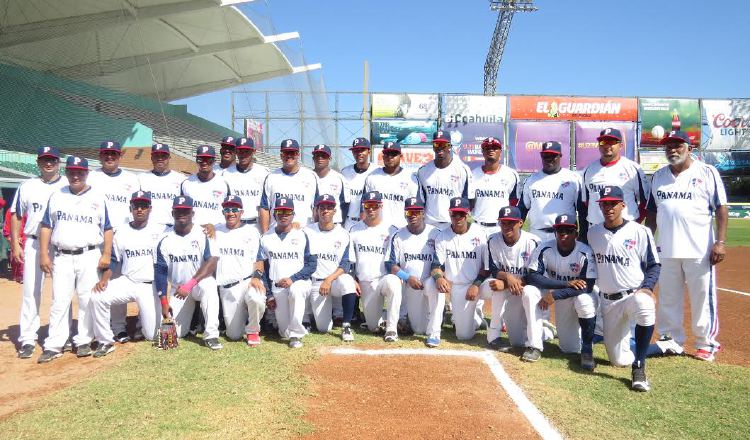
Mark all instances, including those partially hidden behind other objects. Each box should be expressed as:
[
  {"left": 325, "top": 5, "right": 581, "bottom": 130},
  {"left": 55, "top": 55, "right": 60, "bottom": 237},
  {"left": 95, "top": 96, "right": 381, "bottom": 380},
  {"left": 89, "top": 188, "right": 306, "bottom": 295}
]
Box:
[
  {"left": 440, "top": 95, "right": 507, "bottom": 166},
  {"left": 701, "top": 99, "right": 750, "bottom": 151},
  {"left": 510, "top": 96, "right": 638, "bottom": 121}
]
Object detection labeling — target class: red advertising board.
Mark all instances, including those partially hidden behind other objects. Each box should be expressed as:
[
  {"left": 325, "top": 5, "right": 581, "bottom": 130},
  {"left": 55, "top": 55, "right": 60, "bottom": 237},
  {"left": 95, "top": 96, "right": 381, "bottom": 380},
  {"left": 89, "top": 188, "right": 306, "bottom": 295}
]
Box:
[{"left": 510, "top": 96, "right": 638, "bottom": 121}]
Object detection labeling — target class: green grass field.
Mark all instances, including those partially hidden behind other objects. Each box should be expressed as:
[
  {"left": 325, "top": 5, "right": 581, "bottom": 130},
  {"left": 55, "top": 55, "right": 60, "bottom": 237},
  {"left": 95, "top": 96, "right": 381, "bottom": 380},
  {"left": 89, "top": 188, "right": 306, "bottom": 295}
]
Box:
[{"left": 727, "top": 218, "right": 750, "bottom": 247}]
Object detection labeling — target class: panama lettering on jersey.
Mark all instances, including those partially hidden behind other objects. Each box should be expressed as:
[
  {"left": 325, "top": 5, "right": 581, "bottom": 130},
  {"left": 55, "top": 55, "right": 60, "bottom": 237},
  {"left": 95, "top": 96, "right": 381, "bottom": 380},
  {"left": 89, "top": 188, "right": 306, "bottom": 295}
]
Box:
[
  {"left": 11, "top": 176, "right": 69, "bottom": 236},
  {"left": 349, "top": 221, "right": 397, "bottom": 281},
  {"left": 582, "top": 157, "right": 649, "bottom": 225},
  {"left": 155, "top": 227, "right": 216, "bottom": 288},
  {"left": 180, "top": 174, "right": 230, "bottom": 225},
  {"left": 433, "top": 223, "right": 488, "bottom": 285},
  {"left": 316, "top": 170, "right": 350, "bottom": 224},
  {"left": 113, "top": 222, "right": 168, "bottom": 283},
  {"left": 305, "top": 223, "right": 351, "bottom": 279},
  {"left": 364, "top": 168, "right": 418, "bottom": 228},
  {"left": 41, "top": 187, "right": 112, "bottom": 249},
  {"left": 417, "top": 160, "right": 473, "bottom": 223},
  {"left": 260, "top": 167, "right": 318, "bottom": 226},
  {"left": 222, "top": 163, "right": 270, "bottom": 221},
  {"left": 259, "top": 228, "right": 310, "bottom": 282},
  {"left": 386, "top": 224, "right": 438, "bottom": 279},
  {"left": 341, "top": 163, "right": 377, "bottom": 221},
  {"left": 520, "top": 168, "right": 581, "bottom": 231},
  {"left": 138, "top": 170, "right": 186, "bottom": 225},
  {"left": 487, "top": 230, "right": 540, "bottom": 277},
  {"left": 527, "top": 240, "right": 597, "bottom": 282},
  {"left": 88, "top": 169, "right": 140, "bottom": 227}
]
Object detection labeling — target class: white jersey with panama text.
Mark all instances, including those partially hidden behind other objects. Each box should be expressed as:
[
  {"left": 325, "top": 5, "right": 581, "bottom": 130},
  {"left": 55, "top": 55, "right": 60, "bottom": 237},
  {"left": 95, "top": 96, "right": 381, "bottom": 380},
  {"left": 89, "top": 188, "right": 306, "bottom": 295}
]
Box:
[
  {"left": 180, "top": 173, "right": 230, "bottom": 226},
  {"left": 647, "top": 160, "right": 727, "bottom": 259},
  {"left": 433, "top": 223, "right": 488, "bottom": 285},
  {"left": 417, "top": 158, "right": 473, "bottom": 224},
  {"left": 582, "top": 157, "right": 649, "bottom": 225},
  {"left": 471, "top": 165, "right": 520, "bottom": 224},
  {"left": 260, "top": 167, "right": 318, "bottom": 227},
  {"left": 11, "top": 175, "right": 68, "bottom": 236},
  {"left": 363, "top": 168, "right": 418, "bottom": 228},
  {"left": 387, "top": 224, "right": 439, "bottom": 280},
  {"left": 528, "top": 240, "right": 597, "bottom": 283},
  {"left": 587, "top": 221, "right": 659, "bottom": 293},
  {"left": 41, "top": 187, "right": 112, "bottom": 249},
  {"left": 316, "top": 169, "right": 350, "bottom": 224},
  {"left": 520, "top": 168, "right": 581, "bottom": 231},
  {"left": 222, "top": 163, "right": 270, "bottom": 222},
  {"left": 138, "top": 170, "right": 186, "bottom": 226},
  {"left": 214, "top": 223, "right": 262, "bottom": 286},
  {"left": 88, "top": 169, "right": 140, "bottom": 227},
  {"left": 348, "top": 221, "right": 398, "bottom": 282},
  {"left": 341, "top": 163, "right": 377, "bottom": 221},
  {"left": 304, "top": 223, "right": 351, "bottom": 279},
  {"left": 259, "top": 228, "right": 310, "bottom": 282},
  {"left": 155, "top": 226, "right": 217, "bottom": 289},
  {"left": 487, "top": 230, "right": 540, "bottom": 277},
  {"left": 112, "top": 222, "right": 169, "bottom": 283}
]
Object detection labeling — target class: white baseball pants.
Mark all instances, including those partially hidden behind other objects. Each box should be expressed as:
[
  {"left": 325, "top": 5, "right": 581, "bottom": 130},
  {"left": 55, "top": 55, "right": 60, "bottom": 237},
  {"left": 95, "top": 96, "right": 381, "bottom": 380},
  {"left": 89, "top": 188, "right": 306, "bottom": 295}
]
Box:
[
  {"left": 272, "top": 280, "right": 312, "bottom": 339},
  {"left": 219, "top": 282, "right": 266, "bottom": 340},
  {"left": 554, "top": 292, "right": 596, "bottom": 354},
  {"left": 359, "top": 275, "right": 402, "bottom": 333},
  {"left": 602, "top": 291, "right": 655, "bottom": 367},
  {"left": 18, "top": 237, "right": 64, "bottom": 346},
  {"left": 170, "top": 277, "right": 220, "bottom": 340},
  {"left": 480, "top": 281, "right": 545, "bottom": 350},
  {"left": 407, "top": 278, "right": 445, "bottom": 338},
  {"left": 91, "top": 277, "right": 159, "bottom": 345},
  {"left": 309, "top": 274, "right": 357, "bottom": 332},
  {"left": 447, "top": 282, "right": 484, "bottom": 341},
  {"left": 109, "top": 265, "right": 128, "bottom": 336}
]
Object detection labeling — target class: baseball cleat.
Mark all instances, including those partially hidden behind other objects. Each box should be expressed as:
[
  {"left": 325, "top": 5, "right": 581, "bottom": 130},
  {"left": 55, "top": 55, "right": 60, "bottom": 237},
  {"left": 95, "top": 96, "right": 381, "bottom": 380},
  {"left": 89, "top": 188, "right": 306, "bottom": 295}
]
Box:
[
  {"left": 580, "top": 352, "right": 595, "bottom": 371},
  {"left": 37, "top": 350, "right": 62, "bottom": 364},
  {"left": 521, "top": 347, "right": 542, "bottom": 363},
  {"left": 341, "top": 325, "right": 354, "bottom": 342},
  {"left": 542, "top": 320, "right": 558, "bottom": 339},
  {"left": 488, "top": 337, "right": 513, "bottom": 353},
  {"left": 289, "top": 337, "right": 303, "bottom": 349},
  {"left": 655, "top": 335, "right": 684, "bottom": 356},
  {"left": 694, "top": 348, "right": 715, "bottom": 362},
  {"left": 246, "top": 333, "right": 261, "bottom": 347},
  {"left": 93, "top": 343, "right": 115, "bottom": 358},
  {"left": 631, "top": 366, "right": 650, "bottom": 392},
  {"left": 383, "top": 331, "right": 399, "bottom": 342},
  {"left": 76, "top": 343, "right": 93, "bottom": 357},
  {"left": 425, "top": 336, "right": 441, "bottom": 348},
  {"left": 62, "top": 339, "right": 73, "bottom": 353},
  {"left": 17, "top": 344, "right": 35, "bottom": 359},
  {"left": 205, "top": 338, "right": 223, "bottom": 350},
  {"left": 397, "top": 318, "right": 413, "bottom": 336},
  {"left": 114, "top": 331, "right": 131, "bottom": 344}
]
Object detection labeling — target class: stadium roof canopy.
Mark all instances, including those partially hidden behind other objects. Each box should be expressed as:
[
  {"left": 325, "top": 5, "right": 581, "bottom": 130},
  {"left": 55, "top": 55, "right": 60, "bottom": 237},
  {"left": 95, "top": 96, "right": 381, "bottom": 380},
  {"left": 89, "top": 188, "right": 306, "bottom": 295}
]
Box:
[{"left": 0, "top": 0, "right": 321, "bottom": 101}]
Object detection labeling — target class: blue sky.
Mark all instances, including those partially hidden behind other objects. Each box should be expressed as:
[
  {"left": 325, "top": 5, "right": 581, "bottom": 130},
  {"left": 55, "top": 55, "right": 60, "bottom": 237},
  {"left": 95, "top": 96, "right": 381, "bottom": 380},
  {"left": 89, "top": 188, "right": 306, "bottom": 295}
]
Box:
[{"left": 175, "top": 0, "right": 750, "bottom": 129}]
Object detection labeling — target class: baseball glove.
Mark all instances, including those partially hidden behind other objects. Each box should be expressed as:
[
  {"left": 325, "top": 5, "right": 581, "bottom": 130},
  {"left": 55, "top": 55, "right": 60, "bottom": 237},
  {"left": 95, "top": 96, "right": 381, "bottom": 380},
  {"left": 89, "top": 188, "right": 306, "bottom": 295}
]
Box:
[{"left": 155, "top": 318, "right": 178, "bottom": 350}]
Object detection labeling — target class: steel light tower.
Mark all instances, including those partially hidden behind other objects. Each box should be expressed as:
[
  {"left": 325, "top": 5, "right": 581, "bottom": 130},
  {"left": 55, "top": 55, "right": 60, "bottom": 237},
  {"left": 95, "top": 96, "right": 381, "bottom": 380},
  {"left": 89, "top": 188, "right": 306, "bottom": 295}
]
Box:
[{"left": 483, "top": 0, "right": 537, "bottom": 96}]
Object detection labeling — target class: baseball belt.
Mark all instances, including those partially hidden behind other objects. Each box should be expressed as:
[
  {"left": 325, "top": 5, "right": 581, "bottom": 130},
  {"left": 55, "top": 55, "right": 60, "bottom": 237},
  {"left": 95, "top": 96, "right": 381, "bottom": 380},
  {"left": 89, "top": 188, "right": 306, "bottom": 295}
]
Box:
[
  {"left": 600, "top": 288, "right": 636, "bottom": 301},
  {"left": 348, "top": 217, "right": 360, "bottom": 221},
  {"left": 221, "top": 274, "right": 253, "bottom": 289},
  {"left": 57, "top": 245, "right": 97, "bottom": 255},
  {"left": 241, "top": 218, "right": 258, "bottom": 225},
  {"left": 28, "top": 235, "right": 37, "bottom": 240},
  {"left": 479, "top": 222, "right": 497, "bottom": 227}
]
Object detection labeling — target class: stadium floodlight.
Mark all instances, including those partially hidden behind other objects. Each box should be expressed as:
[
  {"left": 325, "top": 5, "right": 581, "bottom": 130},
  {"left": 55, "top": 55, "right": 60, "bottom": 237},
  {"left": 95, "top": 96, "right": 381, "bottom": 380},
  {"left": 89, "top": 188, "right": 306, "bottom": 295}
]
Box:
[{"left": 484, "top": 0, "right": 538, "bottom": 96}]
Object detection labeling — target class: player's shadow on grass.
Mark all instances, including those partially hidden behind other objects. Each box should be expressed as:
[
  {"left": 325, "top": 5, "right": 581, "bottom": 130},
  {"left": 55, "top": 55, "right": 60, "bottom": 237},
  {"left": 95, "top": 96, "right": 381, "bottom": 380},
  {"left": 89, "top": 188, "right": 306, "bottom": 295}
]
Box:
[{"left": 538, "top": 342, "right": 632, "bottom": 388}]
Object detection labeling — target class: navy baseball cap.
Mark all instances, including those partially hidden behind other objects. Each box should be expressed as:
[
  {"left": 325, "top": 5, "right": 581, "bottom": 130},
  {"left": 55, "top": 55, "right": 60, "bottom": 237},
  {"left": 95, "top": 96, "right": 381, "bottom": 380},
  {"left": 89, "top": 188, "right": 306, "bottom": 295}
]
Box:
[
  {"left": 315, "top": 194, "right": 337, "bottom": 207},
  {"left": 172, "top": 195, "right": 194, "bottom": 209},
  {"left": 498, "top": 206, "right": 522, "bottom": 222},
  {"left": 553, "top": 213, "right": 578, "bottom": 228},
  {"left": 312, "top": 144, "right": 332, "bottom": 157},
  {"left": 404, "top": 197, "right": 424, "bottom": 210},
  {"left": 350, "top": 137, "right": 371, "bottom": 150},
  {"left": 481, "top": 137, "right": 502, "bottom": 149},
  {"left": 222, "top": 195, "right": 243, "bottom": 208},
  {"left": 541, "top": 141, "right": 562, "bottom": 155},
  {"left": 37, "top": 146, "right": 60, "bottom": 159},
  {"left": 99, "top": 140, "right": 122, "bottom": 153},
  {"left": 382, "top": 141, "right": 402, "bottom": 153},
  {"left": 432, "top": 131, "right": 451, "bottom": 144},
  {"left": 597, "top": 128, "right": 623, "bottom": 142},
  {"left": 448, "top": 197, "right": 470, "bottom": 213},
  {"left": 130, "top": 190, "right": 152, "bottom": 204},
  {"left": 65, "top": 156, "right": 88, "bottom": 170},
  {"left": 196, "top": 145, "right": 216, "bottom": 158},
  {"left": 659, "top": 130, "right": 690, "bottom": 145},
  {"left": 274, "top": 197, "right": 295, "bottom": 211},
  {"left": 151, "top": 143, "right": 170, "bottom": 155},
  {"left": 362, "top": 191, "right": 383, "bottom": 204},
  {"left": 234, "top": 137, "right": 255, "bottom": 150},
  {"left": 598, "top": 185, "right": 625, "bottom": 202},
  {"left": 220, "top": 136, "right": 236, "bottom": 148},
  {"left": 280, "top": 139, "right": 300, "bottom": 152}
]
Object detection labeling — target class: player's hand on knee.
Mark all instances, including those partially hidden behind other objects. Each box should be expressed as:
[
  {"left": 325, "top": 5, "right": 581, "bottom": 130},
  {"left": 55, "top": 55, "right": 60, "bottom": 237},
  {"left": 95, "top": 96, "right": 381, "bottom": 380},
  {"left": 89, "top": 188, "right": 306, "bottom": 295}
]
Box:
[
  {"left": 407, "top": 276, "right": 423, "bottom": 290},
  {"left": 93, "top": 279, "right": 108, "bottom": 293},
  {"left": 506, "top": 274, "right": 524, "bottom": 295},
  {"left": 710, "top": 242, "right": 726, "bottom": 265},
  {"left": 635, "top": 288, "right": 653, "bottom": 297},
  {"left": 567, "top": 279, "right": 587, "bottom": 291},
  {"left": 39, "top": 255, "right": 53, "bottom": 275},
  {"left": 319, "top": 279, "right": 332, "bottom": 296},
  {"left": 249, "top": 278, "right": 266, "bottom": 294},
  {"left": 465, "top": 284, "right": 479, "bottom": 301},
  {"left": 275, "top": 278, "right": 292, "bottom": 289},
  {"left": 436, "top": 277, "right": 451, "bottom": 294},
  {"left": 538, "top": 292, "right": 554, "bottom": 310}
]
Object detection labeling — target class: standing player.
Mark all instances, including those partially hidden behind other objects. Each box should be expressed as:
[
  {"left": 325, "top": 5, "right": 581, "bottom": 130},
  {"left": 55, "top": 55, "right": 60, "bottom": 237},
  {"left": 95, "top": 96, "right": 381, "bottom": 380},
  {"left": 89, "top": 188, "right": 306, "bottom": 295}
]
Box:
[
  {"left": 222, "top": 137, "right": 269, "bottom": 226},
  {"left": 180, "top": 145, "right": 231, "bottom": 226},
  {"left": 138, "top": 143, "right": 187, "bottom": 227},
  {"left": 312, "top": 144, "right": 349, "bottom": 225},
  {"left": 646, "top": 130, "right": 728, "bottom": 361},
  {"left": 258, "top": 139, "right": 318, "bottom": 233},
  {"left": 154, "top": 196, "right": 222, "bottom": 350},
  {"left": 11, "top": 146, "right": 68, "bottom": 359},
  {"left": 260, "top": 197, "right": 316, "bottom": 348},
  {"left": 385, "top": 197, "right": 442, "bottom": 346},
  {"left": 589, "top": 186, "right": 660, "bottom": 391},
  {"left": 525, "top": 214, "right": 598, "bottom": 369},
  {"left": 90, "top": 191, "right": 167, "bottom": 357},
  {"left": 348, "top": 191, "right": 401, "bottom": 341},
  {"left": 430, "top": 197, "right": 488, "bottom": 341},
  {"left": 305, "top": 194, "right": 359, "bottom": 341},
  {"left": 214, "top": 195, "right": 267, "bottom": 346},
  {"left": 478, "top": 206, "right": 543, "bottom": 361},
  {"left": 417, "top": 131, "right": 473, "bottom": 229},
  {"left": 216, "top": 136, "right": 237, "bottom": 171},
  {"left": 471, "top": 137, "right": 520, "bottom": 237},
  {"left": 37, "top": 156, "right": 113, "bottom": 363},
  {"left": 341, "top": 138, "right": 377, "bottom": 229},
  {"left": 363, "top": 141, "right": 418, "bottom": 228}
]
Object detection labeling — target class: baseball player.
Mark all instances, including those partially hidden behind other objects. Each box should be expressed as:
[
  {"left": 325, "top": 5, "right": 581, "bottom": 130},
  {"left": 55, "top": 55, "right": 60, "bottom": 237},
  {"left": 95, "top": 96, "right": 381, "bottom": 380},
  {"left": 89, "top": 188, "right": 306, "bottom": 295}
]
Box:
[
  {"left": 312, "top": 145, "right": 350, "bottom": 225},
  {"left": 260, "top": 197, "right": 316, "bottom": 348},
  {"left": 589, "top": 185, "right": 660, "bottom": 391},
  {"left": 153, "top": 195, "right": 222, "bottom": 350},
  {"left": 341, "top": 137, "right": 377, "bottom": 229},
  {"left": 214, "top": 195, "right": 266, "bottom": 346},
  {"left": 221, "top": 137, "right": 270, "bottom": 226},
  {"left": 384, "top": 197, "right": 442, "bottom": 346},
  {"left": 258, "top": 139, "right": 318, "bottom": 233},
  {"left": 363, "top": 141, "right": 418, "bottom": 229},
  {"left": 305, "top": 194, "right": 358, "bottom": 341},
  {"left": 430, "top": 197, "right": 488, "bottom": 341},
  {"left": 417, "top": 131, "right": 473, "bottom": 228},
  {"left": 137, "top": 143, "right": 187, "bottom": 227},
  {"left": 90, "top": 191, "right": 168, "bottom": 357},
  {"left": 180, "top": 145, "right": 231, "bottom": 226},
  {"left": 216, "top": 136, "right": 237, "bottom": 171},
  {"left": 471, "top": 137, "right": 520, "bottom": 237},
  {"left": 478, "top": 206, "right": 543, "bottom": 361},
  {"left": 11, "top": 146, "right": 68, "bottom": 359},
  {"left": 525, "top": 214, "right": 598, "bottom": 369},
  {"left": 348, "top": 191, "right": 401, "bottom": 341},
  {"left": 37, "top": 156, "right": 113, "bottom": 363},
  {"left": 645, "top": 130, "right": 728, "bottom": 362}
]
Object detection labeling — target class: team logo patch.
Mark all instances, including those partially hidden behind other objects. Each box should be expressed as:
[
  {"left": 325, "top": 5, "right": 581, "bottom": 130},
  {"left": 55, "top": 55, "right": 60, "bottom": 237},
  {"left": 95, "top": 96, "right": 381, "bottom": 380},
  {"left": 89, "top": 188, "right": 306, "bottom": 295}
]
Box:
[
  {"left": 561, "top": 181, "right": 570, "bottom": 188},
  {"left": 691, "top": 178, "right": 704, "bottom": 187},
  {"left": 400, "top": 182, "right": 409, "bottom": 191},
  {"left": 213, "top": 190, "right": 223, "bottom": 200},
  {"left": 471, "top": 237, "right": 481, "bottom": 247},
  {"left": 451, "top": 174, "right": 459, "bottom": 183},
  {"left": 569, "top": 262, "right": 581, "bottom": 273},
  {"left": 290, "top": 238, "right": 299, "bottom": 246},
  {"left": 334, "top": 241, "right": 341, "bottom": 249},
  {"left": 521, "top": 251, "right": 530, "bottom": 260},
  {"left": 191, "top": 240, "right": 199, "bottom": 250},
  {"left": 623, "top": 239, "right": 636, "bottom": 250},
  {"left": 619, "top": 172, "right": 628, "bottom": 181}
]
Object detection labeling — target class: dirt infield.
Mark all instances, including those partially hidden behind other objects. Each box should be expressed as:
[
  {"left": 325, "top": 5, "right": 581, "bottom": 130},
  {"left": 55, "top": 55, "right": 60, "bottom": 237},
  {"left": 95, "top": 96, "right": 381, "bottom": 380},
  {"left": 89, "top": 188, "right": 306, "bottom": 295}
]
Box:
[{"left": 302, "top": 353, "right": 540, "bottom": 440}]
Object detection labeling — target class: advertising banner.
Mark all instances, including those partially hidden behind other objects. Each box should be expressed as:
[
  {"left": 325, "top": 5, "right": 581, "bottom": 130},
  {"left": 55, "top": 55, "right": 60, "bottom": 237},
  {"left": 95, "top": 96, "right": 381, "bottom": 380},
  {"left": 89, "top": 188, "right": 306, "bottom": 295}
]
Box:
[
  {"left": 638, "top": 149, "right": 671, "bottom": 175},
  {"left": 371, "top": 120, "right": 437, "bottom": 145},
  {"left": 510, "top": 96, "right": 638, "bottom": 121},
  {"left": 639, "top": 98, "right": 700, "bottom": 147},
  {"left": 371, "top": 93, "right": 439, "bottom": 120},
  {"left": 574, "top": 121, "right": 636, "bottom": 170},
  {"left": 701, "top": 99, "right": 750, "bottom": 151},
  {"left": 244, "top": 119, "right": 264, "bottom": 151},
  {"left": 508, "top": 121, "right": 571, "bottom": 173},
  {"left": 440, "top": 95, "right": 506, "bottom": 167},
  {"left": 702, "top": 151, "right": 750, "bottom": 175},
  {"left": 373, "top": 146, "right": 434, "bottom": 172}
]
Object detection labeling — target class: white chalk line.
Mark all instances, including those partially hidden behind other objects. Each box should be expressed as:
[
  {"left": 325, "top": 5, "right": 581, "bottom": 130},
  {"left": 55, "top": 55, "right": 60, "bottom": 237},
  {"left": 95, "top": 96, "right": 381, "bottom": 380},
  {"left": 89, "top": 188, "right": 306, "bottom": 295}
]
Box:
[
  {"left": 718, "top": 287, "right": 750, "bottom": 297},
  {"left": 331, "top": 348, "right": 563, "bottom": 440}
]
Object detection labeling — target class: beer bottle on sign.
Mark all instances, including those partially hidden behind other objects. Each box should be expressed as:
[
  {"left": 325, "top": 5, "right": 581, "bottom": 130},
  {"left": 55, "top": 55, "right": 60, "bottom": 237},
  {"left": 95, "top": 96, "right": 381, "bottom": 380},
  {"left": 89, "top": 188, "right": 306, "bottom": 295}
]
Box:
[{"left": 671, "top": 111, "right": 681, "bottom": 131}]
